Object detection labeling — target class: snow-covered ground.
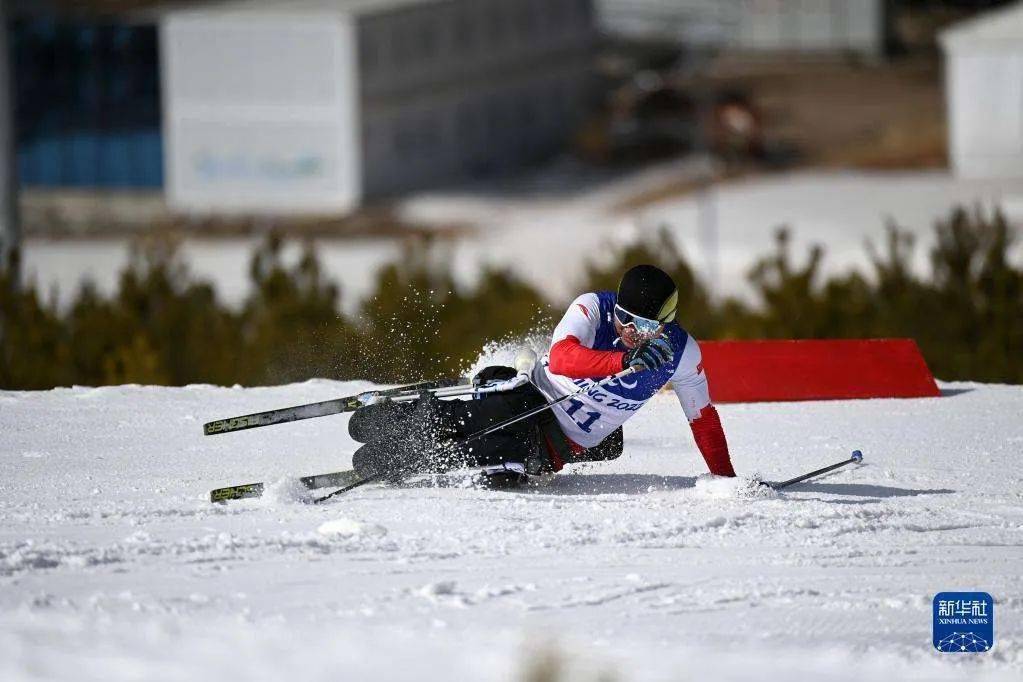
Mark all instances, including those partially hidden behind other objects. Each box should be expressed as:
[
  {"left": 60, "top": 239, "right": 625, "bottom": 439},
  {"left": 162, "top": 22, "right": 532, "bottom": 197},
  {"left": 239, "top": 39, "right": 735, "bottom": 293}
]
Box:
[
  {"left": 21, "top": 166, "right": 1023, "bottom": 313},
  {"left": 1, "top": 370, "right": 1021, "bottom": 680}
]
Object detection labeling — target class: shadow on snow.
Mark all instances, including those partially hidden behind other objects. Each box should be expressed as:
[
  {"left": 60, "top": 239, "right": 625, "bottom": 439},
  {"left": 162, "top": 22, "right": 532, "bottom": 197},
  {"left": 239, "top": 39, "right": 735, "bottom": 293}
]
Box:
[
  {"left": 779, "top": 482, "right": 955, "bottom": 498},
  {"left": 545, "top": 473, "right": 698, "bottom": 496},
  {"left": 400, "top": 473, "right": 953, "bottom": 499}
]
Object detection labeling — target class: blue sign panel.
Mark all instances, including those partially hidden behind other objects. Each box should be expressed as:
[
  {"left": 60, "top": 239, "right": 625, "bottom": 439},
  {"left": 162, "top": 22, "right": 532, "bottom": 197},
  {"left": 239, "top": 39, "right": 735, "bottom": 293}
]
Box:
[{"left": 933, "top": 592, "right": 994, "bottom": 653}]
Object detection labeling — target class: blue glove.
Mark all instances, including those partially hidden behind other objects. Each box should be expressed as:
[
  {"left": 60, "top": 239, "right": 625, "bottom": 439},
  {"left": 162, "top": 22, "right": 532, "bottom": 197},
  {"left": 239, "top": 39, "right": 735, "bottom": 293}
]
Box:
[{"left": 622, "top": 336, "right": 674, "bottom": 372}]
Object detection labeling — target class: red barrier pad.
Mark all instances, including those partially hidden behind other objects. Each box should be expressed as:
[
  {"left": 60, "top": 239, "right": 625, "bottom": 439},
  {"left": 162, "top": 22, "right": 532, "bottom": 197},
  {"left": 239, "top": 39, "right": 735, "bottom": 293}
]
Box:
[{"left": 699, "top": 339, "right": 940, "bottom": 403}]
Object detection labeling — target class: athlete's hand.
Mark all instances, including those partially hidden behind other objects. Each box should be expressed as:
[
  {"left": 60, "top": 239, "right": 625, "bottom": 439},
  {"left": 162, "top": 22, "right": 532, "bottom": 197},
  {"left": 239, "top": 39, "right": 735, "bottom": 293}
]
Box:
[{"left": 622, "top": 336, "right": 673, "bottom": 372}]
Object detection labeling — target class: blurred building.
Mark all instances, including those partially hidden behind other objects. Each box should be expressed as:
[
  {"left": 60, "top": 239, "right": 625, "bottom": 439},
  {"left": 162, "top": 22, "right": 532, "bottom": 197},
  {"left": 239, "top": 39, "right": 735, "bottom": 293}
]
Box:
[
  {"left": 941, "top": 2, "right": 1023, "bottom": 179},
  {"left": 596, "top": 0, "right": 883, "bottom": 55},
  {"left": 161, "top": 0, "right": 595, "bottom": 214},
  {"left": 6, "top": 0, "right": 593, "bottom": 216},
  {"left": 10, "top": 10, "right": 162, "bottom": 189}
]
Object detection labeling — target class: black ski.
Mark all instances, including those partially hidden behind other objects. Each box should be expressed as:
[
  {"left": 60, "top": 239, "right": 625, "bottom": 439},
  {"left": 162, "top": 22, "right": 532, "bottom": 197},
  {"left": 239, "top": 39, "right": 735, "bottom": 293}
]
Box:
[
  {"left": 210, "top": 469, "right": 363, "bottom": 503},
  {"left": 203, "top": 379, "right": 457, "bottom": 436}
]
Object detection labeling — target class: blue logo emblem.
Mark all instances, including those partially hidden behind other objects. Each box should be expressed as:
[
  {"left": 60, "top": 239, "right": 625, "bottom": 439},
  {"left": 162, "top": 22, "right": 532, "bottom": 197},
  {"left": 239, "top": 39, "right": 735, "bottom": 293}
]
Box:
[{"left": 933, "top": 592, "right": 993, "bottom": 653}]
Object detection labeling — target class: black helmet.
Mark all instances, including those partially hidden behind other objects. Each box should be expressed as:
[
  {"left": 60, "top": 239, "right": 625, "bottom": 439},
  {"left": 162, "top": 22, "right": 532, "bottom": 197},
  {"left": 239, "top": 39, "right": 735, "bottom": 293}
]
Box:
[{"left": 616, "top": 264, "right": 678, "bottom": 323}]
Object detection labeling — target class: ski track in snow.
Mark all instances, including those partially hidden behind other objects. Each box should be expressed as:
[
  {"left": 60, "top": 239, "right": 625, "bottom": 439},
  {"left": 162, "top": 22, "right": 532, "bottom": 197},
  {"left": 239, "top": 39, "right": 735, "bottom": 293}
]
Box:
[{"left": 1, "top": 379, "right": 1021, "bottom": 680}]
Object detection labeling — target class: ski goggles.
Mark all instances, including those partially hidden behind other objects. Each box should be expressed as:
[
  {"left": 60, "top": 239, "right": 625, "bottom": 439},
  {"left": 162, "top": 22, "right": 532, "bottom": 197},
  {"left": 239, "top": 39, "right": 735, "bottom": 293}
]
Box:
[{"left": 613, "top": 304, "right": 665, "bottom": 339}]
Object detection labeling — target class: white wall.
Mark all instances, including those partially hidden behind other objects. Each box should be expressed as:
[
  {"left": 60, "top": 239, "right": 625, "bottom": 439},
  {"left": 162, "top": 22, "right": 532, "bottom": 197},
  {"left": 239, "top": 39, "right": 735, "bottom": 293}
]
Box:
[
  {"left": 161, "top": 11, "right": 362, "bottom": 214},
  {"left": 946, "top": 48, "right": 1023, "bottom": 178}
]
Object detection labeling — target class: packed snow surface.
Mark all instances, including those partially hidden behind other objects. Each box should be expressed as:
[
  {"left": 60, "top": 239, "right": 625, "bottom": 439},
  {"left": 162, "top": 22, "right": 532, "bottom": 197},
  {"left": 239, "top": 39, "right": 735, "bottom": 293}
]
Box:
[{"left": 1, "top": 378, "right": 1021, "bottom": 681}]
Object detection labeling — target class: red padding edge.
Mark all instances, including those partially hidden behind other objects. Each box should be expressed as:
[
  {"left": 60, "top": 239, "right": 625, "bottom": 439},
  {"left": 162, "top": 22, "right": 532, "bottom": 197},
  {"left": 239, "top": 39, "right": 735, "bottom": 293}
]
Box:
[{"left": 700, "top": 339, "right": 940, "bottom": 403}]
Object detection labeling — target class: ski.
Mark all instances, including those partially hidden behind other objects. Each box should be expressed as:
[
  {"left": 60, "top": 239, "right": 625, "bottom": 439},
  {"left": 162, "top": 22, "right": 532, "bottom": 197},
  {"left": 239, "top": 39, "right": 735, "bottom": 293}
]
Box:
[
  {"left": 313, "top": 364, "right": 637, "bottom": 504},
  {"left": 210, "top": 469, "right": 363, "bottom": 503},
  {"left": 203, "top": 379, "right": 460, "bottom": 436}
]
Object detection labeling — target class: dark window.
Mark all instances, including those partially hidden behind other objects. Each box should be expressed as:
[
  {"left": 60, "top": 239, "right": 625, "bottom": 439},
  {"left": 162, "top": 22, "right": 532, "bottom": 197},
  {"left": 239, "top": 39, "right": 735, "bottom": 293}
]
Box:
[
  {"left": 551, "top": 0, "right": 567, "bottom": 29},
  {"left": 487, "top": 3, "right": 505, "bottom": 45},
  {"left": 454, "top": 9, "right": 474, "bottom": 50},
  {"left": 11, "top": 18, "right": 162, "bottom": 188},
  {"left": 456, "top": 103, "right": 475, "bottom": 140},
  {"left": 394, "top": 120, "right": 416, "bottom": 156},
  {"left": 576, "top": 0, "right": 591, "bottom": 23},
  {"left": 417, "top": 21, "right": 436, "bottom": 60},
  {"left": 393, "top": 21, "right": 412, "bottom": 65},
  {"left": 519, "top": 99, "right": 535, "bottom": 130},
  {"left": 418, "top": 114, "right": 439, "bottom": 151},
  {"left": 360, "top": 32, "right": 379, "bottom": 72},
  {"left": 486, "top": 97, "right": 504, "bottom": 140},
  {"left": 518, "top": 3, "right": 536, "bottom": 38}
]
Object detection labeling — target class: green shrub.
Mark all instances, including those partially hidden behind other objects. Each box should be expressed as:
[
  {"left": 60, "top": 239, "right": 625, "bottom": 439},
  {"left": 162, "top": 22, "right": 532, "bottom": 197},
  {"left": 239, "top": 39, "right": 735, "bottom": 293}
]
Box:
[
  {"left": 732, "top": 208, "right": 1022, "bottom": 382},
  {"left": 0, "top": 205, "right": 1020, "bottom": 389},
  {"left": 240, "top": 233, "right": 361, "bottom": 385},
  {"left": 0, "top": 273, "right": 71, "bottom": 389}
]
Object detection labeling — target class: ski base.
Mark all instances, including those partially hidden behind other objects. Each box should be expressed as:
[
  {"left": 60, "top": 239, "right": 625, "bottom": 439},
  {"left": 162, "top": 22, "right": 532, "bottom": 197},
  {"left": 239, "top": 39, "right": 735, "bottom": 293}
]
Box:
[
  {"left": 210, "top": 469, "right": 363, "bottom": 503},
  {"left": 203, "top": 379, "right": 460, "bottom": 436}
]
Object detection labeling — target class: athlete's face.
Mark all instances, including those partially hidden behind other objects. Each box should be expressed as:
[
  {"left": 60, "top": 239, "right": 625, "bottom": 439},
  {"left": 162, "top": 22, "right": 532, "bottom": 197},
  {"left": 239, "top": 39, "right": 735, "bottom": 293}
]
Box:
[{"left": 615, "top": 319, "right": 663, "bottom": 349}]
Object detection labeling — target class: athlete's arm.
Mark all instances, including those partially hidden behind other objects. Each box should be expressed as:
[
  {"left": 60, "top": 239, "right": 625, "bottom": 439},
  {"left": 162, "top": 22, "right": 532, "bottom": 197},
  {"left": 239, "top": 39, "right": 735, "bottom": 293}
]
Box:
[
  {"left": 669, "top": 336, "right": 736, "bottom": 477},
  {"left": 547, "top": 294, "right": 626, "bottom": 379}
]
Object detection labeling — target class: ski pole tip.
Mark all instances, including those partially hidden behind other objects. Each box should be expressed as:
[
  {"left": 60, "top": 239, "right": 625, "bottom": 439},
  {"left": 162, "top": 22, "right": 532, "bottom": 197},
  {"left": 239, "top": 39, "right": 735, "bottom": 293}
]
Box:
[{"left": 851, "top": 449, "right": 863, "bottom": 463}]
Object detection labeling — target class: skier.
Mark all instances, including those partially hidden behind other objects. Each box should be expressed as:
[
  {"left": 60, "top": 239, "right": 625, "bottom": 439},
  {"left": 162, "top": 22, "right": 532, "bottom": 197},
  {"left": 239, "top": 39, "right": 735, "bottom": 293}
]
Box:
[{"left": 349, "top": 264, "right": 736, "bottom": 486}]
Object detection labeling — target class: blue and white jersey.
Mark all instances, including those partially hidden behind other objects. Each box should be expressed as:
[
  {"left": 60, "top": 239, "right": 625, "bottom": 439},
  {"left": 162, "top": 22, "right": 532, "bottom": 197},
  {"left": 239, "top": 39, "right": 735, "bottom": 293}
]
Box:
[{"left": 531, "top": 291, "right": 712, "bottom": 448}]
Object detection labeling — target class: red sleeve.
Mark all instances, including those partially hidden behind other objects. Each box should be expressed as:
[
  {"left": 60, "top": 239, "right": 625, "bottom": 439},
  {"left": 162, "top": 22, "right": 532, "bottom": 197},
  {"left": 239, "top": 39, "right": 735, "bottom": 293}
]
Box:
[
  {"left": 690, "top": 405, "right": 736, "bottom": 477},
  {"left": 548, "top": 336, "right": 626, "bottom": 379}
]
